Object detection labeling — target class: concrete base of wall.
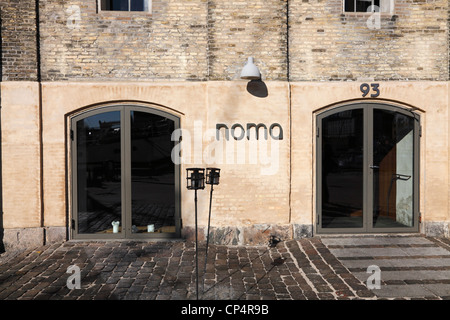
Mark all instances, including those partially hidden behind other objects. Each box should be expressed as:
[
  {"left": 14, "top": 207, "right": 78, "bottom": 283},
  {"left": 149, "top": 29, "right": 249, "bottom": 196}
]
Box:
[
  {"left": 181, "top": 222, "right": 450, "bottom": 245},
  {"left": 2, "top": 228, "right": 44, "bottom": 252},
  {"left": 2, "top": 222, "right": 448, "bottom": 251},
  {"left": 424, "top": 221, "right": 450, "bottom": 238},
  {"left": 293, "top": 224, "right": 314, "bottom": 239},
  {"left": 182, "top": 223, "right": 314, "bottom": 246},
  {"left": 1, "top": 227, "right": 67, "bottom": 252}
]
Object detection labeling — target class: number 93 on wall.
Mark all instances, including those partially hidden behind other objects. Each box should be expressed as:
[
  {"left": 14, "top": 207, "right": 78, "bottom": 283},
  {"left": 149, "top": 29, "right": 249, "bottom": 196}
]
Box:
[{"left": 360, "top": 83, "right": 380, "bottom": 98}]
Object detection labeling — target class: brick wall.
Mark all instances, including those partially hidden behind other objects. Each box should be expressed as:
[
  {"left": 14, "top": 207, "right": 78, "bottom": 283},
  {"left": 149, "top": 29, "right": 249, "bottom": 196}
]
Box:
[
  {"left": 0, "top": 0, "right": 38, "bottom": 81},
  {"left": 207, "top": 0, "right": 288, "bottom": 81},
  {"left": 288, "top": 0, "right": 449, "bottom": 81},
  {"left": 1, "top": 0, "right": 449, "bottom": 81},
  {"left": 39, "top": 0, "right": 208, "bottom": 81}
]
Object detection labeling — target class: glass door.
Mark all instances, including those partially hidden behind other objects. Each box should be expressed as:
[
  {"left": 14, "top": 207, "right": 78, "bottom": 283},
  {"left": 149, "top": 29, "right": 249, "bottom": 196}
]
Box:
[
  {"left": 318, "top": 108, "right": 366, "bottom": 231},
  {"left": 127, "top": 109, "right": 178, "bottom": 237},
  {"left": 74, "top": 108, "right": 123, "bottom": 237},
  {"left": 369, "top": 108, "right": 418, "bottom": 231},
  {"left": 317, "top": 103, "right": 419, "bottom": 234},
  {"left": 72, "top": 105, "right": 180, "bottom": 239}
]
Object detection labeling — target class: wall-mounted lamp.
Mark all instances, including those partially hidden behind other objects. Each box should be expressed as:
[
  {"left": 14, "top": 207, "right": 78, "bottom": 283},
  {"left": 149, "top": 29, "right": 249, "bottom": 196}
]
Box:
[
  {"left": 240, "top": 57, "right": 261, "bottom": 80},
  {"left": 240, "top": 57, "right": 267, "bottom": 97}
]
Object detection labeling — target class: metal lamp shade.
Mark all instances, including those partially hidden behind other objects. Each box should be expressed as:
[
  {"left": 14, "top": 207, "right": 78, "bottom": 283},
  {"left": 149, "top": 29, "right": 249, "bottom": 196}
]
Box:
[
  {"left": 186, "top": 168, "right": 205, "bottom": 190},
  {"left": 240, "top": 57, "right": 261, "bottom": 80}
]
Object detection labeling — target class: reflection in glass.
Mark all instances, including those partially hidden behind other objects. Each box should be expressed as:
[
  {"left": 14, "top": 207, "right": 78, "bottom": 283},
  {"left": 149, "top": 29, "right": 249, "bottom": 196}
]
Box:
[
  {"left": 321, "top": 109, "right": 364, "bottom": 228},
  {"left": 101, "top": 0, "right": 149, "bottom": 11},
  {"left": 109, "top": 0, "right": 129, "bottom": 11},
  {"left": 130, "top": 111, "right": 175, "bottom": 234},
  {"left": 346, "top": 0, "right": 381, "bottom": 12},
  {"left": 373, "top": 110, "right": 414, "bottom": 228},
  {"left": 130, "top": 0, "right": 145, "bottom": 11},
  {"left": 76, "top": 111, "right": 121, "bottom": 234}
]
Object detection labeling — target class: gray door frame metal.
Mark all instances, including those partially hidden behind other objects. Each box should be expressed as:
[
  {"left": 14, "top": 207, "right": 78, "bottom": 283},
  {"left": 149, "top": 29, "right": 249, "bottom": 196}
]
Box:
[
  {"left": 70, "top": 104, "right": 181, "bottom": 240},
  {"left": 316, "top": 102, "right": 420, "bottom": 234}
]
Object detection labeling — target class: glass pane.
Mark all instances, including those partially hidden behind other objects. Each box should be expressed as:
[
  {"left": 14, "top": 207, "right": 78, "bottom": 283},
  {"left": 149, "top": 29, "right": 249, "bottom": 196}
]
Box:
[
  {"left": 76, "top": 111, "right": 122, "bottom": 234},
  {"left": 356, "top": 0, "right": 372, "bottom": 12},
  {"left": 321, "top": 109, "right": 364, "bottom": 228},
  {"left": 130, "top": 111, "right": 176, "bottom": 234},
  {"left": 130, "top": 0, "right": 145, "bottom": 11},
  {"left": 102, "top": 0, "right": 129, "bottom": 11},
  {"left": 344, "top": 0, "right": 355, "bottom": 12},
  {"left": 373, "top": 110, "right": 414, "bottom": 228}
]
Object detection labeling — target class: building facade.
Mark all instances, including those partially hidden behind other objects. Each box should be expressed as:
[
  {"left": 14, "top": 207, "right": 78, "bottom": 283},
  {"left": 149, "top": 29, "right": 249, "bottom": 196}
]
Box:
[{"left": 1, "top": 0, "right": 449, "bottom": 250}]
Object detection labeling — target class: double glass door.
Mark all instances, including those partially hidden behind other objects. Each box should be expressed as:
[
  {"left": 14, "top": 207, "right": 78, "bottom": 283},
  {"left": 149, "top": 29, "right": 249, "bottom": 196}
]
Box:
[
  {"left": 71, "top": 105, "right": 180, "bottom": 239},
  {"left": 317, "top": 103, "right": 420, "bottom": 233}
]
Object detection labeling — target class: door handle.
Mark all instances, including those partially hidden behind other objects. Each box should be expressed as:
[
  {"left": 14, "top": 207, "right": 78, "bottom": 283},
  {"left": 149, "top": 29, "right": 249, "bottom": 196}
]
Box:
[{"left": 370, "top": 165, "right": 379, "bottom": 169}]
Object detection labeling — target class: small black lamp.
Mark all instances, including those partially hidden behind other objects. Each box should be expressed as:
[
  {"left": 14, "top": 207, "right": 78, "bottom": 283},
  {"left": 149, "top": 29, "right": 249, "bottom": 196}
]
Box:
[
  {"left": 186, "top": 168, "right": 205, "bottom": 191},
  {"left": 206, "top": 167, "right": 220, "bottom": 186},
  {"left": 186, "top": 168, "right": 205, "bottom": 300}
]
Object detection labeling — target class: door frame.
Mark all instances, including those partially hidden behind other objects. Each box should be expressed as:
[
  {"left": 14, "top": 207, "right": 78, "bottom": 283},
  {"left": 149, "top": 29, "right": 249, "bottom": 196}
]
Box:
[
  {"left": 316, "top": 102, "right": 420, "bottom": 234},
  {"left": 70, "top": 104, "right": 181, "bottom": 240}
]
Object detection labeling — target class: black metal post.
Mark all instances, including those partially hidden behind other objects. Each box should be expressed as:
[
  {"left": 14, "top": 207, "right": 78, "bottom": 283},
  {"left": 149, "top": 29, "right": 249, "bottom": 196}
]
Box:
[
  {"left": 203, "top": 183, "right": 214, "bottom": 293},
  {"left": 194, "top": 188, "right": 199, "bottom": 300}
]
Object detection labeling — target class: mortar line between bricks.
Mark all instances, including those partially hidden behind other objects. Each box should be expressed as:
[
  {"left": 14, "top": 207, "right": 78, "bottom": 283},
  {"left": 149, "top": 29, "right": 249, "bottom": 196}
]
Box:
[
  {"left": 155, "top": 243, "right": 175, "bottom": 300},
  {"left": 235, "top": 250, "right": 277, "bottom": 300},
  {"left": 309, "top": 243, "right": 342, "bottom": 299},
  {"left": 308, "top": 240, "right": 351, "bottom": 299},
  {"left": 311, "top": 240, "right": 377, "bottom": 299},
  {"left": 285, "top": 241, "right": 320, "bottom": 296},
  {"left": 258, "top": 246, "right": 283, "bottom": 299}
]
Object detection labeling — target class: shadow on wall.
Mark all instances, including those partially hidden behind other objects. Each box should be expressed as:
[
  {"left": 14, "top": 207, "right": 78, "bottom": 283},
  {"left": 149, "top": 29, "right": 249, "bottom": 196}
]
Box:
[{"left": 246, "top": 80, "right": 268, "bottom": 98}]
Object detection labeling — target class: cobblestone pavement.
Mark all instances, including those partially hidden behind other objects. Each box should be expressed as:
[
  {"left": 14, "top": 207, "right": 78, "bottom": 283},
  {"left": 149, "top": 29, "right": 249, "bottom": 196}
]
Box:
[{"left": 0, "top": 235, "right": 449, "bottom": 300}]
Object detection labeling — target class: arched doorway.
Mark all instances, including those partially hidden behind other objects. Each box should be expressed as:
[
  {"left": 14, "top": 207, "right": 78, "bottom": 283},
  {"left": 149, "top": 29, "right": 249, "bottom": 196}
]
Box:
[
  {"left": 316, "top": 102, "right": 420, "bottom": 233},
  {"left": 70, "top": 104, "right": 180, "bottom": 239}
]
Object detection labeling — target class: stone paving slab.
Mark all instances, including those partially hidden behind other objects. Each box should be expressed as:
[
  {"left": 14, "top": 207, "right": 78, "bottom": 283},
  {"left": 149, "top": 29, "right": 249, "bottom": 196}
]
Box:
[
  {"left": 370, "top": 284, "right": 438, "bottom": 298},
  {"left": 320, "top": 235, "right": 450, "bottom": 299},
  {"left": 352, "top": 270, "right": 450, "bottom": 282},
  {"left": 423, "top": 284, "right": 450, "bottom": 297},
  {"left": 0, "top": 236, "right": 449, "bottom": 300},
  {"left": 328, "top": 247, "right": 450, "bottom": 258},
  {"left": 321, "top": 236, "right": 434, "bottom": 246},
  {"left": 340, "top": 258, "right": 450, "bottom": 269}
]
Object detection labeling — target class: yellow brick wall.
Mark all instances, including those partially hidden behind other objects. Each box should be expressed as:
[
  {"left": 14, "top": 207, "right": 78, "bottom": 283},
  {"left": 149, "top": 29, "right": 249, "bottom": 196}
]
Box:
[
  {"left": 2, "top": 0, "right": 449, "bottom": 81},
  {"left": 39, "top": 0, "right": 209, "bottom": 81},
  {"left": 288, "top": 0, "right": 449, "bottom": 81}
]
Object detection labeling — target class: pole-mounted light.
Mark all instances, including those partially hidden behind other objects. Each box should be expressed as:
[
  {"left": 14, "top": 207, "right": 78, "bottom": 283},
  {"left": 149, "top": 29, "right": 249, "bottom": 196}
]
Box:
[
  {"left": 203, "top": 168, "right": 220, "bottom": 294},
  {"left": 186, "top": 168, "right": 205, "bottom": 300}
]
